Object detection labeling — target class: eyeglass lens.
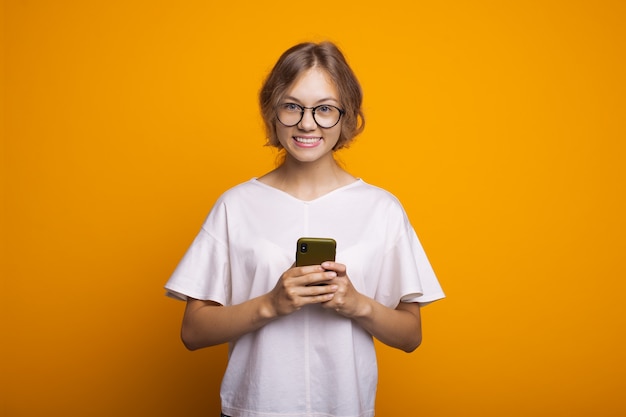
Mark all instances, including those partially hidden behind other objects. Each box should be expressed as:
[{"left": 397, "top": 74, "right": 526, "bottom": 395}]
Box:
[{"left": 277, "top": 103, "right": 342, "bottom": 128}]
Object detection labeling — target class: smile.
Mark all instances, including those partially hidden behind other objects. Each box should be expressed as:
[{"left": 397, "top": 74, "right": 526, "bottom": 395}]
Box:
[{"left": 294, "top": 136, "right": 322, "bottom": 145}]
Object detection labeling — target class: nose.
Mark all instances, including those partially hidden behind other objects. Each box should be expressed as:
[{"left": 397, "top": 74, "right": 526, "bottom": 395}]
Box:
[{"left": 298, "top": 108, "right": 317, "bottom": 130}]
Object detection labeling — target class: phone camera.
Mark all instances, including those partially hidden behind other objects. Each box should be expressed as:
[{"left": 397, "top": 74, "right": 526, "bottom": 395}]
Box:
[{"left": 300, "top": 242, "right": 308, "bottom": 253}]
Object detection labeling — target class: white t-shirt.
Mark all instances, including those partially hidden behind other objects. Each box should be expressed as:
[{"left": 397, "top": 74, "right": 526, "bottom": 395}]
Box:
[{"left": 165, "top": 178, "right": 445, "bottom": 417}]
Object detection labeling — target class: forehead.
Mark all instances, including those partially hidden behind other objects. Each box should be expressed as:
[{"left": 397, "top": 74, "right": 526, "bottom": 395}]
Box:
[{"left": 285, "top": 67, "right": 339, "bottom": 102}]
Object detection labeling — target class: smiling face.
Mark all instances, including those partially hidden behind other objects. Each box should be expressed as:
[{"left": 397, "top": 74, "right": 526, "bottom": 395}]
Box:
[{"left": 275, "top": 67, "right": 343, "bottom": 164}]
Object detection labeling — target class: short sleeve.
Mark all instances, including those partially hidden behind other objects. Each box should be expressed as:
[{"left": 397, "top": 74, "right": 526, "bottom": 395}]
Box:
[
  {"left": 374, "top": 206, "right": 445, "bottom": 308},
  {"left": 164, "top": 202, "right": 231, "bottom": 304},
  {"left": 400, "top": 230, "right": 445, "bottom": 305}
]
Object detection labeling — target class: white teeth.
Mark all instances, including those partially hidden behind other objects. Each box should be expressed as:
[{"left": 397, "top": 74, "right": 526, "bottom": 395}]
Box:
[{"left": 294, "top": 137, "right": 321, "bottom": 144}]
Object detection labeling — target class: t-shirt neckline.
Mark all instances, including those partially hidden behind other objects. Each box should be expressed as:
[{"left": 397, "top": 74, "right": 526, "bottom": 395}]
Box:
[{"left": 251, "top": 178, "right": 363, "bottom": 204}]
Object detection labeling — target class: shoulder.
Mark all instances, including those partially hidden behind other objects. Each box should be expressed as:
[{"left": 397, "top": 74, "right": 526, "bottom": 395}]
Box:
[
  {"left": 350, "top": 180, "right": 405, "bottom": 209},
  {"left": 337, "top": 180, "right": 411, "bottom": 229},
  {"left": 201, "top": 179, "right": 262, "bottom": 224},
  {"left": 215, "top": 178, "right": 265, "bottom": 204}
]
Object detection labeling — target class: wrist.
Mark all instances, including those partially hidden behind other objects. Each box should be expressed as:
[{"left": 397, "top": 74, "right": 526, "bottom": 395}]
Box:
[
  {"left": 352, "top": 294, "right": 374, "bottom": 320},
  {"left": 257, "top": 293, "right": 279, "bottom": 322}
]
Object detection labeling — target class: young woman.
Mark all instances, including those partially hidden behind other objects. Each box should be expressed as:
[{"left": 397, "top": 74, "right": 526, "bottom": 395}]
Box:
[{"left": 165, "top": 41, "right": 445, "bottom": 417}]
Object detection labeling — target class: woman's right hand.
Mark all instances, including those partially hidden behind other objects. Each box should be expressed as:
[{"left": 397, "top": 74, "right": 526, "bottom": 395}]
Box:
[
  {"left": 181, "top": 265, "right": 339, "bottom": 350},
  {"left": 267, "top": 265, "right": 339, "bottom": 316}
]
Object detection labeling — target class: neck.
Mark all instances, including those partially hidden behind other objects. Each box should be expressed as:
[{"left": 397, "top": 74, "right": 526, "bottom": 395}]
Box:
[{"left": 260, "top": 152, "right": 356, "bottom": 201}]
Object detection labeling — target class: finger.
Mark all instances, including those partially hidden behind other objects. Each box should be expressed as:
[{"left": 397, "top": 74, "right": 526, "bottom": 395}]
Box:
[
  {"left": 306, "top": 284, "right": 338, "bottom": 296},
  {"left": 295, "top": 264, "right": 326, "bottom": 274},
  {"left": 320, "top": 261, "right": 346, "bottom": 274},
  {"left": 280, "top": 265, "right": 324, "bottom": 287},
  {"left": 304, "top": 270, "right": 337, "bottom": 286},
  {"left": 283, "top": 284, "right": 336, "bottom": 308},
  {"left": 305, "top": 289, "right": 337, "bottom": 304}
]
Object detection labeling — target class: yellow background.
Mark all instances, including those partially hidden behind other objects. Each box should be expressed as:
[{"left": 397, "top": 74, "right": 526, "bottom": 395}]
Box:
[{"left": 2, "top": 1, "right": 625, "bottom": 416}]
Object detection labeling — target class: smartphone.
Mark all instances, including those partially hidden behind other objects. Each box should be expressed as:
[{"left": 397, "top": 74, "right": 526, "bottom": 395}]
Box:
[{"left": 295, "top": 237, "right": 336, "bottom": 267}]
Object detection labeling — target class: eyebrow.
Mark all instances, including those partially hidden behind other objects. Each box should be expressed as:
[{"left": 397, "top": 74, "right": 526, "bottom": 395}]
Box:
[{"left": 282, "top": 95, "right": 340, "bottom": 105}]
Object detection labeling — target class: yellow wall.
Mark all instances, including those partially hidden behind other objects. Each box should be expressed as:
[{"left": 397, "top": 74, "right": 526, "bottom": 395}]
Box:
[{"left": 2, "top": 1, "right": 625, "bottom": 416}]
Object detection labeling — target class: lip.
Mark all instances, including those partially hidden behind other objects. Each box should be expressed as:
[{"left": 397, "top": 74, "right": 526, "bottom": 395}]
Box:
[{"left": 293, "top": 136, "right": 323, "bottom": 148}]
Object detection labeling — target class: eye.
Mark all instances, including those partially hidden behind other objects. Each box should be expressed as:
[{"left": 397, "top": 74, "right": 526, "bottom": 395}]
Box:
[
  {"left": 281, "top": 103, "right": 301, "bottom": 112},
  {"left": 316, "top": 105, "right": 334, "bottom": 114}
]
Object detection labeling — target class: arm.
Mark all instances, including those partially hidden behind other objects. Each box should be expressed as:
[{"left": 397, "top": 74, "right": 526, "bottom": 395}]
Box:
[
  {"left": 351, "top": 300, "right": 422, "bottom": 353},
  {"left": 180, "top": 265, "right": 338, "bottom": 350},
  {"left": 321, "top": 261, "right": 422, "bottom": 353},
  {"left": 181, "top": 297, "right": 275, "bottom": 350}
]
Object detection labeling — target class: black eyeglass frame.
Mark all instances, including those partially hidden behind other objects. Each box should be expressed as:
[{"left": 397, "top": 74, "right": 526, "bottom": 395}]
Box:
[{"left": 276, "top": 103, "right": 345, "bottom": 129}]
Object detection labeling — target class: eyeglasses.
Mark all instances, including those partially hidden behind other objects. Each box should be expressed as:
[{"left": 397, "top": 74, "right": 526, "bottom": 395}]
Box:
[{"left": 276, "top": 103, "right": 345, "bottom": 129}]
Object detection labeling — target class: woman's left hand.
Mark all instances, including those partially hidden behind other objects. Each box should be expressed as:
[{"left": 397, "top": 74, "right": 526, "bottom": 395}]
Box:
[{"left": 318, "top": 261, "right": 365, "bottom": 318}]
